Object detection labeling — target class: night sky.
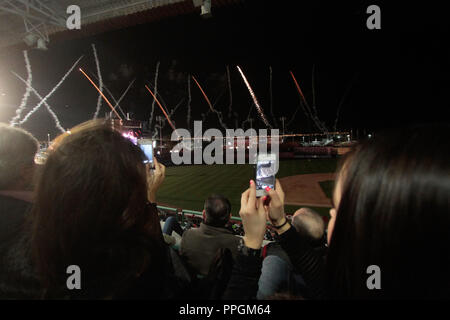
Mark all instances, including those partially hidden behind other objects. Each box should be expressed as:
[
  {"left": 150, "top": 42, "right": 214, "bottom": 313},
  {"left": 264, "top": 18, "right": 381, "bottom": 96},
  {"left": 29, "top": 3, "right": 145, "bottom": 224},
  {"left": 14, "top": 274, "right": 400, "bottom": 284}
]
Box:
[{"left": 0, "top": 1, "right": 449, "bottom": 140}]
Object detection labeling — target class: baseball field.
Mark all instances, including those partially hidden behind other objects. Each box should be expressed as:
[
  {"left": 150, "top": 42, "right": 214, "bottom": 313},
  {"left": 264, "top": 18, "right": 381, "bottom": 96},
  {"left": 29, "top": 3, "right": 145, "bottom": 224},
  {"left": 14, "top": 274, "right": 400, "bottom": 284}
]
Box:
[{"left": 156, "top": 158, "right": 338, "bottom": 218}]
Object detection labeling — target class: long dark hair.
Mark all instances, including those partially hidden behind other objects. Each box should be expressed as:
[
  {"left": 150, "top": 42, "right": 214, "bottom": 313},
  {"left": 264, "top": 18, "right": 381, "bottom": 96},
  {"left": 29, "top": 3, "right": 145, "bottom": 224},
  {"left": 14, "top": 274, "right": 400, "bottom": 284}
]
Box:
[
  {"left": 31, "top": 120, "right": 166, "bottom": 299},
  {"left": 326, "top": 124, "right": 450, "bottom": 299}
]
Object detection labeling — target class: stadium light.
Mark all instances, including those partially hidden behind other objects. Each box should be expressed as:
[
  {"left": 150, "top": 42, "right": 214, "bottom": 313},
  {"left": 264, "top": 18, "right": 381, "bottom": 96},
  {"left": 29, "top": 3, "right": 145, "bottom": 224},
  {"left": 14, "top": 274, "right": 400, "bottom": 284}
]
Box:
[
  {"left": 23, "top": 33, "right": 38, "bottom": 46},
  {"left": 192, "top": 0, "right": 212, "bottom": 18},
  {"left": 36, "top": 37, "right": 48, "bottom": 50}
]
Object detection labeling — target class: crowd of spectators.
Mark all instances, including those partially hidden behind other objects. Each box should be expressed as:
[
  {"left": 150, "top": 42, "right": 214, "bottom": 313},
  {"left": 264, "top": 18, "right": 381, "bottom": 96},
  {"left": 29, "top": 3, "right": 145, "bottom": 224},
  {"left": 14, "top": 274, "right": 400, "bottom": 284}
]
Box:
[{"left": 0, "top": 120, "right": 449, "bottom": 299}]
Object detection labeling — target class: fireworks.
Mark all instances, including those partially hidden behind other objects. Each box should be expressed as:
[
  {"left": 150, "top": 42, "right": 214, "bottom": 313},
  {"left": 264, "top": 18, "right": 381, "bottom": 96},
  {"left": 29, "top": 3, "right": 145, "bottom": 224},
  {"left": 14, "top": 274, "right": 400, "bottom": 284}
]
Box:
[
  {"left": 269, "top": 66, "right": 278, "bottom": 128},
  {"left": 79, "top": 68, "right": 122, "bottom": 120},
  {"left": 144, "top": 85, "right": 176, "bottom": 131},
  {"left": 187, "top": 75, "right": 192, "bottom": 131},
  {"left": 226, "top": 65, "right": 233, "bottom": 118},
  {"left": 92, "top": 44, "right": 104, "bottom": 119},
  {"left": 113, "top": 78, "right": 135, "bottom": 115},
  {"left": 289, "top": 70, "right": 326, "bottom": 132},
  {"left": 10, "top": 51, "right": 32, "bottom": 126},
  {"left": 19, "top": 55, "right": 84, "bottom": 126},
  {"left": 149, "top": 61, "right": 160, "bottom": 128},
  {"left": 89, "top": 72, "right": 127, "bottom": 119},
  {"left": 12, "top": 72, "right": 65, "bottom": 133},
  {"left": 191, "top": 75, "right": 228, "bottom": 130},
  {"left": 236, "top": 65, "right": 271, "bottom": 128}
]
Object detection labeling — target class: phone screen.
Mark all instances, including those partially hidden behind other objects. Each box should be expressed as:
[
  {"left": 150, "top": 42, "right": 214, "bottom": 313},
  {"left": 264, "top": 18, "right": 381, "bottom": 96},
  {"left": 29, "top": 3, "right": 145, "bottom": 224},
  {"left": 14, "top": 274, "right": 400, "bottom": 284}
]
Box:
[
  {"left": 138, "top": 141, "right": 153, "bottom": 164},
  {"left": 256, "top": 155, "right": 276, "bottom": 195}
]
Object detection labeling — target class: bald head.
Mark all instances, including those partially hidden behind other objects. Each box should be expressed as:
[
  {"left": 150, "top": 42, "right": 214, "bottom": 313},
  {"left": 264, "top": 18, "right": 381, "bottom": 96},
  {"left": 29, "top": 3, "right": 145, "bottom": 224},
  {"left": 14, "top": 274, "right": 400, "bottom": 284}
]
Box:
[{"left": 291, "top": 207, "right": 325, "bottom": 242}]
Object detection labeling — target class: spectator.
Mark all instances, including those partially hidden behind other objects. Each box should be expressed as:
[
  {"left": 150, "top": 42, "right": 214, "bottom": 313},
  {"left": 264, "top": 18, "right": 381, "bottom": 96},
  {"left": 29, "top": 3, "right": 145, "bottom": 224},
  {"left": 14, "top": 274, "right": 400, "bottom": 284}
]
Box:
[
  {"left": 257, "top": 207, "right": 326, "bottom": 299},
  {"left": 0, "top": 123, "right": 41, "bottom": 299},
  {"left": 0, "top": 123, "right": 38, "bottom": 242},
  {"left": 180, "top": 194, "right": 240, "bottom": 276},
  {"left": 225, "top": 124, "right": 450, "bottom": 299},
  {"left": 30, "top": 120, "right": 189, "bottom": 299}
]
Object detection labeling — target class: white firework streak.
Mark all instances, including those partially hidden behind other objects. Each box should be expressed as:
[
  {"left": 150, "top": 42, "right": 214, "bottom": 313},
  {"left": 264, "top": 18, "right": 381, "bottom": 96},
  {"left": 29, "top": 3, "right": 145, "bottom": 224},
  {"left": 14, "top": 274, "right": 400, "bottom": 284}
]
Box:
[
  {"left": 334, "top": 73, "right": 358, "bottom": 131},
  {"left": 236, "top": 66, "right": 272, "bottom": 128},
  {"left": 152, "top": 126, "right": 159, "bottom": 139},
  {"left": 286, "top": 106, "right": 299, "bottom": 128},
  {"left": 19, "top": 55, "right": 83, "bottom": 126},
  {"left": 170, "top": 98, "right": 185, "bottom": 117},
  {"left": 311, "top": 64, "right": 319, "bottom": 119},
  {"left": 212, "top": 88, "right": 228, "bottom": 130},
  {"left": 147, "top": 81, "right": 170, "bottom": 115},
  {"left": 149, "top": 61, "right": 160, "bottom": 128},
  {"left": 92, "top": 44, "right": 104, "bottom": 119},
  {"left": 113, "top": 78, "right": 135, "bottom": 116},
  {"left": 10, "top": 51, "right": 32, "bottom": 126},
  {"left": 187, "top": 75, "right": 192, "bottom": 131},
  {"left": 290, "top": 70, "right": 326, "bottom": 133},
  {"left": 12, "top": 72, "right": 65, "bottom": 133},
  {"left": 90, "top": 72, "right": 127, "bottom": 119},
  {"left": 241, "top": 104, "right": 253, "bottom": 128},
  {"left": 226, "top": 65, "right": 233, "bottom": 118},
  {"left": 269, "top": 66, "right": 279, "bottom": 128},
  {"left": 159, "top": 98, "right": 185, "bottom": 130}
]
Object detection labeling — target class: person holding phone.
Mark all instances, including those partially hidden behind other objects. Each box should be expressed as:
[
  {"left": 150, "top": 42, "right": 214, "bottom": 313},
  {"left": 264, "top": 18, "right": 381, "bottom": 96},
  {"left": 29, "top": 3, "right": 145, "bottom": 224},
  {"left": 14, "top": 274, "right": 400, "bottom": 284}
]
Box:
[{"left": 225, "top": 124, "right": 450, "bottom": 300}]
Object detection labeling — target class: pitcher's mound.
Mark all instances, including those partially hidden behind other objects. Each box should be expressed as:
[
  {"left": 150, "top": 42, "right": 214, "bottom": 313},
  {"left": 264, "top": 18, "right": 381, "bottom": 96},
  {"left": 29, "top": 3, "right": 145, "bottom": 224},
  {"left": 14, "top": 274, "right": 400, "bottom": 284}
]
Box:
[{"left": 280, "top": 173, "right": 335, "bottom": 208}]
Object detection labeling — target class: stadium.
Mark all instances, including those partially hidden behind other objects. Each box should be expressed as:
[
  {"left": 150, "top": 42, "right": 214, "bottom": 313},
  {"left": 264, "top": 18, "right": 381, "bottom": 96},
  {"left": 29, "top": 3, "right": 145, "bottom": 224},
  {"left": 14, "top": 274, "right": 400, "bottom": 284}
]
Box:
[{"left": 0, "top": 0, "right": 449, "bottom": 305}]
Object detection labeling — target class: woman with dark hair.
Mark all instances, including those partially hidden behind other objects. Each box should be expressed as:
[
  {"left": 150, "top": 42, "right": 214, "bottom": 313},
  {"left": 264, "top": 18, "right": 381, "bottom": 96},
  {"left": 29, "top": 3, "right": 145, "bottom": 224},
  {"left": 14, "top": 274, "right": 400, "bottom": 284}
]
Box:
[
  {"left": 31, "top": 120, "right": 189, "bottom": 299},
  {"left": 225, "top": 124, "right": 450, "bottom": 299}
]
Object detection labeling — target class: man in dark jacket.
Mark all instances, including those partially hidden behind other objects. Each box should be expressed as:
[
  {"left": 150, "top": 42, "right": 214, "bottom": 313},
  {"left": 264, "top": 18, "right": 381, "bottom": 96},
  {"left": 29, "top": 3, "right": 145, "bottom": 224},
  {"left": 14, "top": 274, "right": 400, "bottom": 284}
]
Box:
[{"left": 180, "top": 194, "right": 240, "bottom": 276}]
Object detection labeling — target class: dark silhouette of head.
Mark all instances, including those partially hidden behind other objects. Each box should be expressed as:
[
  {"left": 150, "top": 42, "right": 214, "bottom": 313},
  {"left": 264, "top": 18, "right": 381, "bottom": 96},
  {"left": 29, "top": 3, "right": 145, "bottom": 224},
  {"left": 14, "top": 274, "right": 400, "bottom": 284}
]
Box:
[
  {"left": 326, "top": 124, "right": 450, "bottom": 299},
  {"left": 0, "top": 123, "right": 39, "bottom": 190},
  {"left": 203, "top": 194, "right": 232, "bottom": 227},
  {"left": 291, "top": 207, "right": 325, "bottom": 246},
  {"left": 31, "top": 120, "right": 166, "bottom": 299}
]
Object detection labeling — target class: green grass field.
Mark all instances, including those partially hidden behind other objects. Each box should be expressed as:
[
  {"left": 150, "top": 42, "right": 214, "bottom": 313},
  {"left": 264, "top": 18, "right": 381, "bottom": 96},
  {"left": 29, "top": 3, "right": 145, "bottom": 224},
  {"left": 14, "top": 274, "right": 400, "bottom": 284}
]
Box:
[{"left": 156, "top": 158, "right": 338, "bottom": 218}]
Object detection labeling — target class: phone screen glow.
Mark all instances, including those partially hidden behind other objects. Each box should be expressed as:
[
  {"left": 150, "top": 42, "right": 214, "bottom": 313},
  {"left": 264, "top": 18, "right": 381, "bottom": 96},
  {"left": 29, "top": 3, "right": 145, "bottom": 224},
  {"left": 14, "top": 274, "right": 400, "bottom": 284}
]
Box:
[{"left": 256, "top": 159, "right": 275, "bottom": 190}]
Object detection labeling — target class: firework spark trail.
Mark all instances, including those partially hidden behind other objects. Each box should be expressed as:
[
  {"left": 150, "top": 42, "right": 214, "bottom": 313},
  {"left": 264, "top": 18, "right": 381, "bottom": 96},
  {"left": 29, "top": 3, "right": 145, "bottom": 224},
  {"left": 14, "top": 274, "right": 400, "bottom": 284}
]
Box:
[
  {"left": 311, "top": 64, "right": 319, "bottom": 118},
  {"left": 187, "top": 75, "right": 192, "bottom": 131},
  {"left": 226, "top": 65, "right": 233, "bottom": 118},
  {"left": 79, "top": 68, "right": 122, "bottom": 120},
  {"left": 334, "top": 73, "right": 358, "bottom": 131},
  {"left": 113, "top": 78, "right": 135, "bottom": 115},
  {"left": 19, "top": 56, "right": 84, "bottom": 125},
  {"left": 149, "top": 61, "right": 160, "bottom": 128},
  {"left": 286, "top": 106, "right": 299, "bottom": 128},
  {"left": 152, "top": 127, "right": 159, "bottom": 139},
  {"left": 12, "top": 72, "right": 65, "bottom": 133},
  {"left": 144, "top": 85, "right": 176, "bottom": 131},
  {"left": 158, "top": 98, "right": 185, "bottom": 131},
  {"left": 289, "top": 70, "right": 325, "bottom": 132},
  {"left": 311, "top": 65, "right": 329, "bottom": 132},
  {"left": 191, "top": 75, "right": 228, "bottom": 130},
  {"left": 147, "top": 81, "right": 170, "bottom": 115},
  {"left": 269, "top": 66, "right": 279, "bottom": 128},
  {"left": 168, "top": 98, "right": 185, "bottom": 118},
  {"left": 90, "top": 71, "right": 127, "bottom": 118},
  {"left": 236, "top": 66, "right": 272, "bottom": 128},
  {"left": 92, "top": 44, "right": 104, "bottom": 119},
  {"left": 241, "top": 104, "right": 253, "bottom": 128},
  {"left": 10, "top": 51, "right": 32, "bottom": 126}
]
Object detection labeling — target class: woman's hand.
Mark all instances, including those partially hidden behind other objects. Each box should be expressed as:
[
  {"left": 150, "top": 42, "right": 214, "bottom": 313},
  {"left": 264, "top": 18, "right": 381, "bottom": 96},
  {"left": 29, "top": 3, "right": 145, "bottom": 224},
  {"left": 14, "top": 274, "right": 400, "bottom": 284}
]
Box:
[
  {"left": 264, "top": 180, "right": 290, "bottom": 234},
  {"left": 147, "top": 157, "right": 165, "bottom": 203},
  {"left": 239, "top": 180, "right": 267, "bottom": 249}
]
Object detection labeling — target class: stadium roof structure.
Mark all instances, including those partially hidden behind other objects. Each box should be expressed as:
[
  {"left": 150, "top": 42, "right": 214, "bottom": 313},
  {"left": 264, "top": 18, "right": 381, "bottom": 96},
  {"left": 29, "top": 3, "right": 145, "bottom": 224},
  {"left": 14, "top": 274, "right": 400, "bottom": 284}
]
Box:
[{"left": 0, "top": 0, "right": 246, "bottom": 50}]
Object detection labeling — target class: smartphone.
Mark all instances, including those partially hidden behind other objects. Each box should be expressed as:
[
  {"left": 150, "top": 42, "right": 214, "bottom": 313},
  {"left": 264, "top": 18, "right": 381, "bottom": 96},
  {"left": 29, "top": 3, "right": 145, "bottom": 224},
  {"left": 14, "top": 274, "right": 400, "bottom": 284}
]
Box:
[
  {"left": 137, "top": 139, "right": 154, "bottom": 164},
  {"left": 255, "top": 153, "right": 277, "bottom": 197}
]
